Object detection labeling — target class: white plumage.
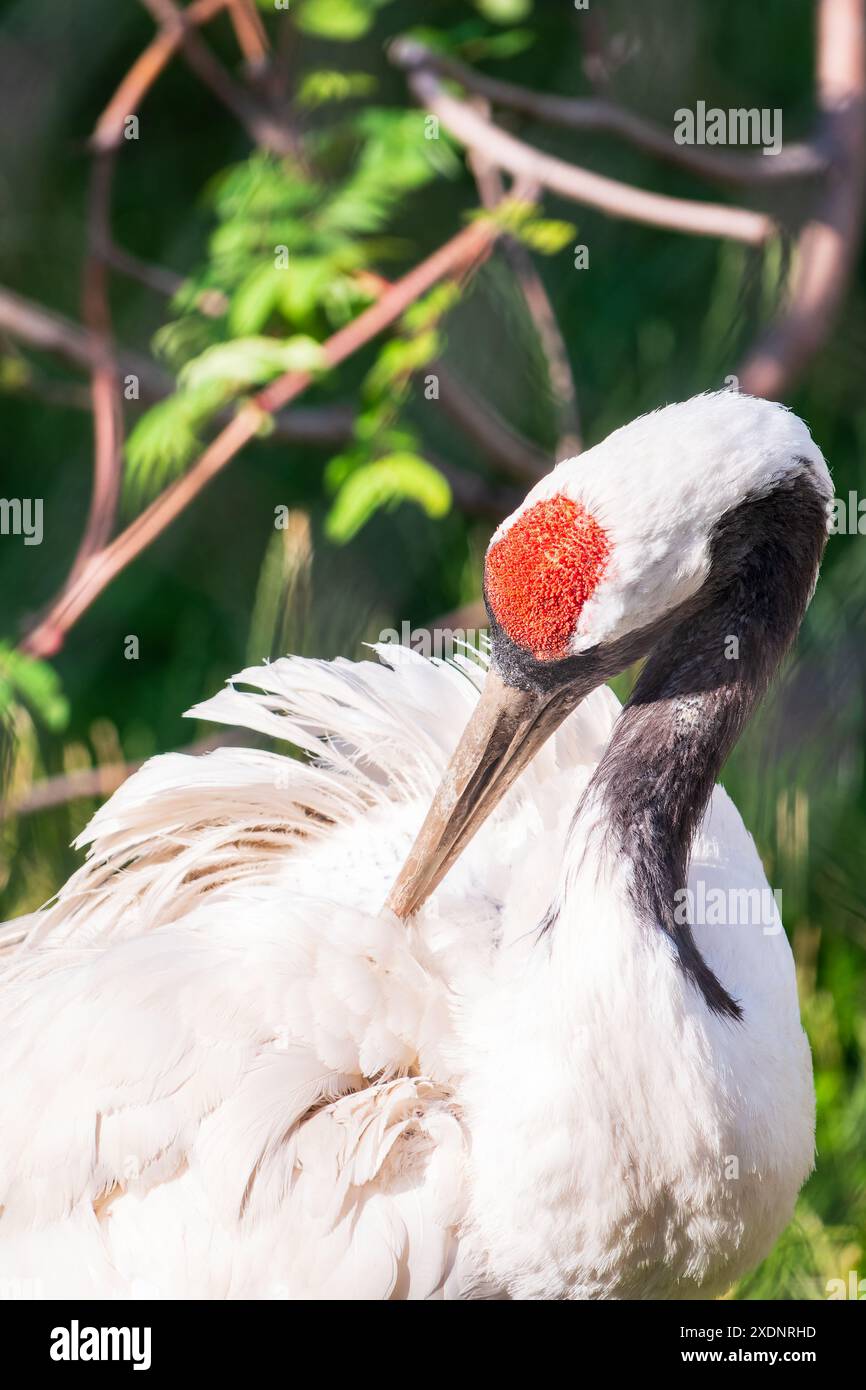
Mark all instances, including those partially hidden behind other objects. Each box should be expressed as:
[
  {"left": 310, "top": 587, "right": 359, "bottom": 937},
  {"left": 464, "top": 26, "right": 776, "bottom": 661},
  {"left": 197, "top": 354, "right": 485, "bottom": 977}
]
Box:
[{"left": 0, "top": 393, "right": 824, "bottom": 1300}]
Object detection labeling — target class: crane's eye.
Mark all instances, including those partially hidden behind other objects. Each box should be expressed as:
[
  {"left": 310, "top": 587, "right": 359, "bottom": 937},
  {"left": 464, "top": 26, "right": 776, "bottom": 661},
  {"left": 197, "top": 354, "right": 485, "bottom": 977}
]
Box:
[{"left": 484, "top": 495, "right": 611, "bottom": 662}]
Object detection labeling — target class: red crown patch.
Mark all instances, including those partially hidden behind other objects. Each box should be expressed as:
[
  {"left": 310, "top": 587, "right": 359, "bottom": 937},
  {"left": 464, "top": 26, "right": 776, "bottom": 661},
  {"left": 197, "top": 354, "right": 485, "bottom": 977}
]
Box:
[{"left": 485, "top": 495, "right": 610, "bottom": 661}]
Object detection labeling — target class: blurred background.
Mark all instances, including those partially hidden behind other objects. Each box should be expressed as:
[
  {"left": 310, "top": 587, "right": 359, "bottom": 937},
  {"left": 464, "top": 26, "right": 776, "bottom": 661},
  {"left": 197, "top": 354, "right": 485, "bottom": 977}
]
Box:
[{"left": 0, "top": 0, "right": 864, "bottom": 1299}]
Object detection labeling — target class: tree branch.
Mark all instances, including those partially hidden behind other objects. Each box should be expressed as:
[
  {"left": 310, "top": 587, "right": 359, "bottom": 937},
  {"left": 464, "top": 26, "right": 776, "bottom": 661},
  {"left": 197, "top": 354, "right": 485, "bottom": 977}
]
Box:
[
  {"left": 75, "top": 149, "right": 124, "bottom": 574},
  {"left": 432, "top": 362, "right": 549, "bottom": 483},
  {"left": 0, "top": 733, "right": 242, "bottom": 822},
  {"left": 467, "top": 134, "right": 581, "bottom": 456},
  {"left": 93, "top": 0, "right": 229, "bottom": 149},
  {"left": 0, "top": 285, "right": 168, "bottom": 395},
  {"left": 0, "top": 284, "right": 353, "bottom": 445},
  {"left": 20, "top": 216, "right": 505, "bottom": 658},
  {"left": 138, "top": 0, "right": 297, "bottom": 157},
  {"left": 225, "top": 0, "right": 270, "bottom": 74},
  {"left": 0, "top": 362, "right": 91, "bottom": 412},
  {"left": 737, "top": 0, "right": 866, "bottom": 397},
  {"left": 426, "top": 451, "right": 521, "bottom": 520},
  {"left": 404, "top": 43, "right": 829, "bottom": 187},
  {"left": 390, "top": 39, "right": 775, "bottom": 245},
  {"left": 95, "top": 240, "right": 229, "bottom": 315}
]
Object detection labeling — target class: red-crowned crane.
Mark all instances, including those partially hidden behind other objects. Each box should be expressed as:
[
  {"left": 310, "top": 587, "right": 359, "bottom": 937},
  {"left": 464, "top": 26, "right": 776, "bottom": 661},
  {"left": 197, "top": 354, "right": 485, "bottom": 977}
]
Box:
[{"left": 0, "top": 391, "right": 828, "bottom": 1300}]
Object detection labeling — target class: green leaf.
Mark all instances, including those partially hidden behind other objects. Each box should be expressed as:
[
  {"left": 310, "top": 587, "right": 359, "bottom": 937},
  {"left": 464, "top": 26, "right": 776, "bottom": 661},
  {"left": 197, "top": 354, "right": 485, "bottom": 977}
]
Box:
[
  {"left": 472, "top": 196, "right": 536, "bottom": 234},
  {"left": 396, "top": 27, "right": 463, "bottom": 57},
  {"left": 457, "top": 27, "right": 535, "bottom": 61},
  {"left": 317, "top": 181, "right": 396, "bottom": 238},
  {"left": 297, "top": 70, "right": 378, "bottom": 109},
  {"left": 208, "top": 153, "right": 321, "bottom": 223},
  {"left": 325, "top": 452, "right": 451, "bottom": 542},
  {"left": 125, "top": 334, "right": 322, "bottom": 507},
  {"left": 0, "top": 354, "right": 31, "bottom": 391},
  {"left": 124, "top": 381, "right": 229, "bottom": 502},
  {"left": 324, "top": 445, "right": 367, "bottom": 492},
  {"left": 347, "top": 402, "right": 416, "bottom": 452},
  {"left": 296, "top": 0, "right": 378, "bottom": 41},
  {"left": 401, "top": 281, "right": 461, "bottom": 334},
  {"left": 209, "top": 217, "right": 319, "bottom": 270},
  {"left": 516, "top": 216, "right": 576, "bottom": 255},
  {"left": 179, "top": 336, "right": 326, "bottom": 393},
  {"left": 321, "top": 273, "right": 377, "bottom": 329},
  {"left": 474, "top": 0, "right": 533, "bottom": 21},
  {"left": 471, "top": 198, "right": 575, "bottom": 255},
  {"left": 319, "top": 109, "right": 460, "bottom": 241},
  {"left": 0, "top": 643, "right": 69, "bottom": 733},
  {"left": 152, "top": 316, "right": 222, "bottom": 372},
  {"left": 363, "top": 330, "right": 440, "bottom": 400},
  {"left": 276, "top": 259, "right": 341, "bottom": 328},
  {"left": 228, "top": 264, "right": 289, "bottom": 337}
]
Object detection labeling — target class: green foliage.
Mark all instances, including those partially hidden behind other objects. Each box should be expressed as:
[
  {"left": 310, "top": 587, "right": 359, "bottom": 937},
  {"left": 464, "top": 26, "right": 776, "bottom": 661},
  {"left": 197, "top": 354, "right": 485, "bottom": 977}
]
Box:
[
  {"left": 318, "top": 109, "right": 460, "bottom": 235},
  {"left": 362, "top": 330, "right": 441, "bottom": 399},
  {"left": 179, "top": 335, "right": 326, "bottom": 392},
  {"left": 295, "top": 0, "right": 392, "bottom": 41},
  {"left": 456, "top": 26, "right": 535, "bottom": 61},
  {"left": 123, "top": 103, "right": 458, "bottom": 507},
  {"left": 474, "top": 0, "right": 533, "bottom": 23},
  {"left": 402, "top": 12, "right": 536, "bottom": 61},
  {"left": 321, "top": 278, "right": 464, "bottom": 538},
  {"left": 472, "top": 198, "right": 576, "bottom": 255},
  {"left": 324, "top": 452, "right": 451, "bottom": 541},
  {"left": 124, "top": 382, "right": 230, "bottom": 503},
  {"left": 400, "top": 281, "right": 462, "bottom": 333},
  {"left": 297, "top": 70, "right": 378, "bottom": 109},
  {"left": 0, "top": 352, "right": 31, "bottom": 392},
  {"left": 152, "top": 315, "right": 223, "bottom": 373},
  {"left": 0, "top": 644, "right": 68, "bottom": 733},
  {"left": 125, "top": 339, "right": 325, "bottom": 502}
]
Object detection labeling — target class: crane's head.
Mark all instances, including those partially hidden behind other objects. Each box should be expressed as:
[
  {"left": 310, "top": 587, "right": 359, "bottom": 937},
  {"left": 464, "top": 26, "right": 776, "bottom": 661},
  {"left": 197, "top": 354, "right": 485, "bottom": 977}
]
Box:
[{"left": 386, "top": 391, "right": 831, "bottom": 918}]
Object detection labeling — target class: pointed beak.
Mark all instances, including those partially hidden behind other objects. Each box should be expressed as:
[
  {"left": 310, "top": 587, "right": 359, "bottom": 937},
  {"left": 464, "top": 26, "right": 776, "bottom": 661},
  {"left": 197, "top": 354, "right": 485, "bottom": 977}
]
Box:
[{"left": 385, "top": 667, "right": 579, "bottom": 918}]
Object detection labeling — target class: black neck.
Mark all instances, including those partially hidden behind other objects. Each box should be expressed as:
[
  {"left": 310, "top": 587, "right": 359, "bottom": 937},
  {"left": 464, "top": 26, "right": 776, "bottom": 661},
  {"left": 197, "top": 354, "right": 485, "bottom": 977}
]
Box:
[{"left": 570, "top": 472, "right": 828, "bottom": 1018}]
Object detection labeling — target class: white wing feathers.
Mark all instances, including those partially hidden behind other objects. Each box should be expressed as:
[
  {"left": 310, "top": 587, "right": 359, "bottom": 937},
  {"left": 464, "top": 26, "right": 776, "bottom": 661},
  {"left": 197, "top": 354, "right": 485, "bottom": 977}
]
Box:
[
  {"left": 0, "top": 644, "right": 620, "bottom": 1299},
  {"left": 19, "top": 646, "right": 486, "bottom": 954}
]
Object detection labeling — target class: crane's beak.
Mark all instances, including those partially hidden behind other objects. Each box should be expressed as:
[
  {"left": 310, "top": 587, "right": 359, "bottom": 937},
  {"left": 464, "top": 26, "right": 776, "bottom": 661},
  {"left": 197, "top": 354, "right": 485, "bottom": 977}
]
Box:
[{"left": 385, "top": 666, "right": 578, "bottom": 918}]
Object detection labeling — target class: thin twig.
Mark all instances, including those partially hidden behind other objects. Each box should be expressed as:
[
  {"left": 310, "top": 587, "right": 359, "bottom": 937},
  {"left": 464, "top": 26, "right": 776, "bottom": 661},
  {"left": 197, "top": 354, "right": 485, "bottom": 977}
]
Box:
[
  {"left": 76, "top": 149, "right": 124, "bottom": 571},
  {"left": 507, "top": 255, "right": 582, "bottom": 457},
  {"left": 97, "top": 241, "right": 183, "bottom": 299},
  {"left": 426, "top": 451, "right": 521, "bottom": 520},
  {"left": 0, "top": 733, "right": 242, "bottom": 822},
  {"left": 0, "top": 284, "right": 353, "bottom": 444},
  {"left": 96, "top": 241, "right": 229, "bottom": 316},
  {"left": 0, "top": 375, "right": 91, "bottom": 411},
  {"left": 467, "top": 131, "right": 581, "bottom": 457},
  {"left": 332, "top": 224, "right": 553, "bottom": 483},
  {"left": 406, "top": 43, "right": 828, "bottom": 187},
  {"left": 390, "top": 40, "right": 775, "bottom": 245},
  {"left": 432, "top": 363, "right": 549, "bottom": 483},
  {"left": 97, "top": 233, "right": 544, "bottom": 478},
  {"left": 226, "top": 0, "right": 270, "bottom": 73},
  {"left": 22, "top": 138, "right": 125, "bottom": 640},
  {"left": 222, "top": 0, "right": 303, "bottom": 162},
  {"left": 737, "top": 0, "right": 866, "bottom": 397},
  {"left": 0, "top": 285, "right": 168, "bottom": 396},
  {"left": 93, "top": 0, "right": 229, "bottom": 149},
  {"left": 139, "top": 0, "right": 296, "bottom": 157},
  {"left": 20, "top": 217, "right": 506, "bottom": 659}
]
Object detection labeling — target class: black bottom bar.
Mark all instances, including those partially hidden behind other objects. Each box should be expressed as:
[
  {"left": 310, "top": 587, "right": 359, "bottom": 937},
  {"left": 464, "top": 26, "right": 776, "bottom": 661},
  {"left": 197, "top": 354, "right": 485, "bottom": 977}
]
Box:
[{"left": 0, "top": 1296, "right": 858, "bottom": 1374}]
